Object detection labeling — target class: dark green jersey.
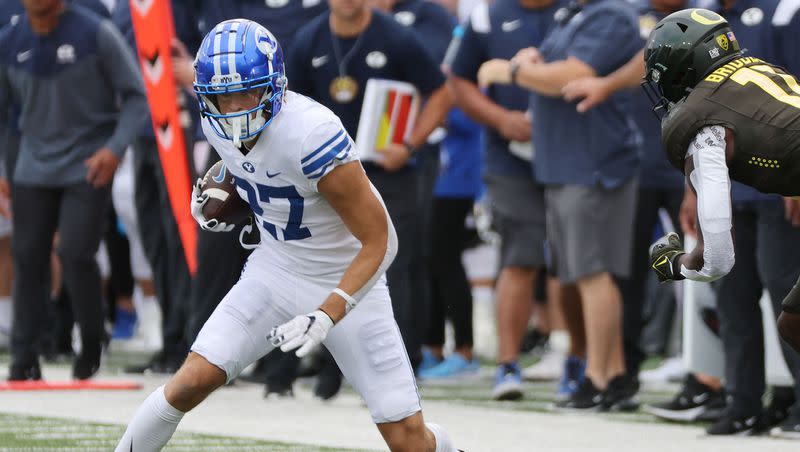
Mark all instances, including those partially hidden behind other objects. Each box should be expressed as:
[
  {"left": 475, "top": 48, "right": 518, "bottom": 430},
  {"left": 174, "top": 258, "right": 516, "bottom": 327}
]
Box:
[{"left": 661, "top": 56, "right": 800, "bottom": 196}]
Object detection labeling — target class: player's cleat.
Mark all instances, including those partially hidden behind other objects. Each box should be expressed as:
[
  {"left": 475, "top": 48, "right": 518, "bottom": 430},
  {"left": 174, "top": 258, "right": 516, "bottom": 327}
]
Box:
[
  {"left": 707, "top": 413, "right": 760, "bottom": 436},
  {"left": 644, "top": 374, "right": 726, "bottom": 422},
  {"left": 555, "top": 355, "right": 585, "bottom": 401},
  {"left": 418, "top": 354, "right": 480, "bottom": 380},
  {"left": 491, "top": 363, "right": 523, "bottom": 401},
  {"left": 8, "top": 361, "right": 42, "bottom": 381},
  {"left": 554, "top": 378, "right": 604, "bottom": 411}
]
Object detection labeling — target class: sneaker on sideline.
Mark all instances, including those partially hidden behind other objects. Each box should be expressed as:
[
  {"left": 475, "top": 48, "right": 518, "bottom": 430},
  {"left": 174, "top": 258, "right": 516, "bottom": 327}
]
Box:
[
  {"left": 644, "top": 374, "right": 726, "bottom": 422},
  {"left": 417, "top": 347, "right": 443, "bottom": 374},
  {"left": 639, "top": 355, "right": 686, "bottom": 384},
  {"left": 555, "top": 355, "right": 585, "bottom": 401},
  {"left": 522, "top": 348, "right": 564, "bottom": 382},
  {"left": 554, "top": 377, "right": 603, "bottom": 412},
  {"left": 492, "top": 363, "right": 523, "bottom": 401},
  {"left": 707, "top": 413, "right": 760, "bottom": 436},
  {"left": 111, "top": 308, "right": 137, "bottom": 340},
  {"left": 419, "top": 354, "right": 480, "bottom": 380},
  {"left": 770, "top": 414, "right": 800, "bottom": 439}
]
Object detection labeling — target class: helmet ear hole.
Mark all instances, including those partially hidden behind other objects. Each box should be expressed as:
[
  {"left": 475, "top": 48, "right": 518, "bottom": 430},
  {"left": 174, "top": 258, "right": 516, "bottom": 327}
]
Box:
[{"left": 676, "top": 22, "right": 688, "bottom": 32}]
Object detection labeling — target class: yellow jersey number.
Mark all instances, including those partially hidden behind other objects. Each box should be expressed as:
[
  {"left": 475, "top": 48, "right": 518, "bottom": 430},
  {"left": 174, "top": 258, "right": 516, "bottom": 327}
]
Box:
[{"left": 730, "top": 65, "right": 800, "bottom": 109}]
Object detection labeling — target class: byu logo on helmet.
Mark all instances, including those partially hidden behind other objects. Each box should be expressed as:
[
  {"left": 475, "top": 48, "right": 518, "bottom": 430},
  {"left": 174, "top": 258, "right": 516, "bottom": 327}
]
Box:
[
  {"left": 194, "top": 19, "right": 286, "bottom": 147},
  {"left": 242, "top": 162, "right": 256, "bottom": 173}
]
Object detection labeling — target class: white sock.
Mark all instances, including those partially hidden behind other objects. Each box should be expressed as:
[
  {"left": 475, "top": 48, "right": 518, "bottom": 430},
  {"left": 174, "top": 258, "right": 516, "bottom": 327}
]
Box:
[
  {"left": 115, "top": 385, "right": 184, "bottom": 452},
  {"left": 0, "top": 296, "right": 11, "bottom": 334},
  {"left": 426, "top": 422, "right": 457, "bottom": 452}
]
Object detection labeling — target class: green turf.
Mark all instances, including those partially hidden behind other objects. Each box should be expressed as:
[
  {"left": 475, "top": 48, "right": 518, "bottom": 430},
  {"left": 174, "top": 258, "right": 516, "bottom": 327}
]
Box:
[{"left": 0, "top": 413, "right": 376, "bottom": 451}]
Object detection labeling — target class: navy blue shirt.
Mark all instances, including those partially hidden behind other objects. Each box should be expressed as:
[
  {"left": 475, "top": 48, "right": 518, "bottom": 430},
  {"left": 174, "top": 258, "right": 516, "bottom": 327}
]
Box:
[
  {"left": 199, "top": 0, "right": 328, "bottom": 50},
  {"left": 696, "top": 0, "right": 784, "bottom": 202},
  {"left": 287, "top": 11, "right": 446, "bottom": 139},
  {"left": 451, "top": 0, "right": 562, "bottom": 179},
  {"left": 392, "top": 0, "right": 455, "bottom": 63},
  {"left": 773, "top": 0, "right": 800, "bottom": 75},
  {"left": 532, "top": 0, "right": 641, "bottom": 187},
  {"left": 634, "top": 3, "right": 684, "bottom": 189}
]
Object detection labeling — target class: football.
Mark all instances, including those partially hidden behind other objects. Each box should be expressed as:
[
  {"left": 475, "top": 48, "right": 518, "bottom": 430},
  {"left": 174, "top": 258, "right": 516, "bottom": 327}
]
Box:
[{"left": 200, "top": 160, "right": 251, "bottom": 226}]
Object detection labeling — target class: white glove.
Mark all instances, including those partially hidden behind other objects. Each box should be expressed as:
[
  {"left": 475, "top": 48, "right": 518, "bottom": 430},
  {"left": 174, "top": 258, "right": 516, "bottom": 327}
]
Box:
[
  {"left": 268, "top": 310, "right": 334, "bottom": 357},
  {"left": 191, "top": 178, "right": 235, "bottom": 232}
]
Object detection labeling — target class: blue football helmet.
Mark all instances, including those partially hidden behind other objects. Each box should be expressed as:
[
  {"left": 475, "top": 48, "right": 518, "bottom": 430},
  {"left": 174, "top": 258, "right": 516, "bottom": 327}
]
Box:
[{"left": 194, "top": 19, "right": 287, "bottom": 146}]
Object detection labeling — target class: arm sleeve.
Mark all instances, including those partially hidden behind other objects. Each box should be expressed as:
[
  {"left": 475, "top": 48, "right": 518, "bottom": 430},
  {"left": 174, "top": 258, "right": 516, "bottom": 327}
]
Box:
[
  {"left": 450, "top": 7, "right": 489, "bottom": 83},
  {"left": 568, "top": 9, "right": 641, "bottom": 76},
  {"left": 299, "top": 120, "right": 358, "bottom": 191},
  {"left": 97, "top": 20, "right": 149, "bottom": 156},
  {"left": 679, "top": 125, "right": 735, "bottom": 282}
]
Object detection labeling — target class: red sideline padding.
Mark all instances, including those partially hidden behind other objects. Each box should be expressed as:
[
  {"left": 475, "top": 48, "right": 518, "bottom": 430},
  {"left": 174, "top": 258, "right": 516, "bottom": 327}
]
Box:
[{"left": 0, "top": 380, "right": 142, "bottom": 391}]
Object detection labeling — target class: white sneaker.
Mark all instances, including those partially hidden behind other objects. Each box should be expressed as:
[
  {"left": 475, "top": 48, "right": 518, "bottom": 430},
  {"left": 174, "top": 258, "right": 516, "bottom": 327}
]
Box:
[
  {"left": 522, "top": 349, "right": 565, "bottom": 381},
  {"left": 639, "top": 356, "right": 686, "bottom": 384}
]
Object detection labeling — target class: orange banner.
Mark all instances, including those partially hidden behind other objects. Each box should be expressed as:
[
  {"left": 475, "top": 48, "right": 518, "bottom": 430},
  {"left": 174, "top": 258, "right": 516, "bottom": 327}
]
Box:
[{"left": 129, "top": 0, "right": 197, "bottom": 274}]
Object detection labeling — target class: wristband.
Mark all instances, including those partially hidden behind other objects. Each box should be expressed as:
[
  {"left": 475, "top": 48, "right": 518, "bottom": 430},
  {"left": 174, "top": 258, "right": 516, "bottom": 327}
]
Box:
[
  {"left": 333, "top": 288, "right": 358, "bottom": 313},
  {"left": 510, "top": 61, "right": 521, "bottom": 86}
]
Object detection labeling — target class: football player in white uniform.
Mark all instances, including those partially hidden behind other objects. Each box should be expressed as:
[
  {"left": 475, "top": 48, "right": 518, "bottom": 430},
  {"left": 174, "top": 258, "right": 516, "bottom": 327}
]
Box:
[{"left": 115, "top": 19, "right": 457, "bottom": 452}]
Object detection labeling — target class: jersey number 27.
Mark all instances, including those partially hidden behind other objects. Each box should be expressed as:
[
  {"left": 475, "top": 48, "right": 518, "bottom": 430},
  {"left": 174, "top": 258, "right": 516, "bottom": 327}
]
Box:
[{"left": 234, "top": 178, "right": 311, "bottom": 241}]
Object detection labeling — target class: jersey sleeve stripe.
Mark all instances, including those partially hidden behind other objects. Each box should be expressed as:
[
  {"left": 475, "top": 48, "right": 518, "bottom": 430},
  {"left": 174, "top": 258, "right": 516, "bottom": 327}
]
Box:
[
  {"left": 301, "top": 129, "right": 345, "bottom": 164},
  {"left": 307, "top": 144, "right": 352, "bottom": 179},
  {"left": 302, "top": 136, "right": 350, "bottom": 175}
]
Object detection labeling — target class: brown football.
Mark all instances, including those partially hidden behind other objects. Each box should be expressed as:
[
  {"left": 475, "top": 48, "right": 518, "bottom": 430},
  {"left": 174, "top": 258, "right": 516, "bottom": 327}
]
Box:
[{"left": 200, "top": 160, "right": 251, "bottom": 226}]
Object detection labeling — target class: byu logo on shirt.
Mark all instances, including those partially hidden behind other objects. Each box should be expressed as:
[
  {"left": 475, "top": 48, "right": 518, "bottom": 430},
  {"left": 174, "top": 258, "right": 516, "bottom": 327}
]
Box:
[
  {"left": 366, "top": 51, "right": 387, "bottom": 69},
  {"left": 57, "top": 44, "right": 75, "bottom": 64},
  {"left": 741, "top": 7, "right": 763, "bottom": 26},
  {"left": 394, "top": 11, "right": 416, "bottom": 26},
  {"left": 242, "top": 161, "right": 256, "bottom": 173}
]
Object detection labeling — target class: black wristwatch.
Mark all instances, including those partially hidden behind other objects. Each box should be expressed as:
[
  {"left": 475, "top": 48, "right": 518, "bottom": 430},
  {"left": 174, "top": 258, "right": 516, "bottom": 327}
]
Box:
[{"left": 403, "top": 141, "right": 419, "bottom": 157}]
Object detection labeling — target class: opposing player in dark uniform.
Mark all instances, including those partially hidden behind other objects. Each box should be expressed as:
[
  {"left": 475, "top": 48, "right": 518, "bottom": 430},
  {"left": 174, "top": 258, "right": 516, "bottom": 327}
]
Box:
[{"left": 644, "top": 8, "right": 800, "bottom": 355}]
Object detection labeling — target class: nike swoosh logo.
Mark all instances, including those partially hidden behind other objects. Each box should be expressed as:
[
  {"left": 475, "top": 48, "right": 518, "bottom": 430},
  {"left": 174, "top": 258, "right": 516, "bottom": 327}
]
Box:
[
  {"left": 16, "top": 50, "right": 32, "bottom": 63},
  {"left": 501, "top": 20, "right": 521, "bottom": 32},
  {"left": 311, "top": 55, "right": 328, "bottom": 68},
  {"left": 691, "top": 393, "right": 709, "bottom": 404},
  {"left": 212, "top": 164, "right": 227, "bottom": 183},
  {"left": 266, "top": 170, "right": 281, "bottom": 178}
]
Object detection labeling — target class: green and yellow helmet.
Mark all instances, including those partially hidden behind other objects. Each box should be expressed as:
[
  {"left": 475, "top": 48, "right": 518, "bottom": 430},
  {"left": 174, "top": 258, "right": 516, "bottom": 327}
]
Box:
[{"left": 643, "top": 8, "right": 742, "bottom": 110}]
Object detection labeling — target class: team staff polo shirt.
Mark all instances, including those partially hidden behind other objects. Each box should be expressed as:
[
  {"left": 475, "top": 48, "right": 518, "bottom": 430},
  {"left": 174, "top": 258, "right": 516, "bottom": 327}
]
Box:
[
  {"left": 287, "top": 11, "right": 445, "bottom": 139},
  {"left": 199, "top": 0, "right": 328, "bottom": 50},
  {"left": 451, "top": 0, "right": 561, "bottom": 179},
  {"left": 392, "top": 0, "right": 455, "bottom": 62},
  {"left": 0, "top": 5, "right": 147, "bottom": 186},
  {"left": 532, "top": 0, "right": 640, "bottom": 188},
  {"left": 632, "top": 1, "right": 683, "bottom": 190}
]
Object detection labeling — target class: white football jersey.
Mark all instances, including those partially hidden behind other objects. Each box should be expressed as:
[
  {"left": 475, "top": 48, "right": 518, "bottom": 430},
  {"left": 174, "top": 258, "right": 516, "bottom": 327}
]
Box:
[{"left": 202, "top": 91, "right": 363, "bottom": 280}]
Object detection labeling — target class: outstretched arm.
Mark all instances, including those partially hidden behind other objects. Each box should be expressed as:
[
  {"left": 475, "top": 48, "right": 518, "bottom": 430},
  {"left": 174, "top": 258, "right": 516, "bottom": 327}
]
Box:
[{"left": 650, "top": 126, "right": 735, "bottom": 282}]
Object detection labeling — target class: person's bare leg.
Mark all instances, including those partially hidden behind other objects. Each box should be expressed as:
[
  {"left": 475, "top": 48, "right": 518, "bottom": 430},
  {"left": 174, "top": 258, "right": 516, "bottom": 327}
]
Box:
[
  {"left": 496, "top": 266, "right": 536, "bottom": 363},
  {"left": 577, "top": 272, "right": 624, "bottom": 389},
  {"left": 560, "top": 283, "right": 585, "bottom": 359}
]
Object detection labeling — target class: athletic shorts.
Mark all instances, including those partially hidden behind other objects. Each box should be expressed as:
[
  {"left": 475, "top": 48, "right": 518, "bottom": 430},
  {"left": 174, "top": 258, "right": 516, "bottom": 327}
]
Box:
[
  {"left": 485, "top": 174, "right": 546, "bottom": 269},
  {"left": 191, "top": 248, "right": 421, "bottom": 423},
  {"left": 545, "top": 179, "right": 637, "bottom": 283}
]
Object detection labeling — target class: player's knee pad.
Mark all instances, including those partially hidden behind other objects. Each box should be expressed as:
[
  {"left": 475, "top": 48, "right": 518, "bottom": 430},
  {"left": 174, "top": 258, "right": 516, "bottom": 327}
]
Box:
[{"left": 358, "top": 320, "right": 420, "bottom": 423}]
